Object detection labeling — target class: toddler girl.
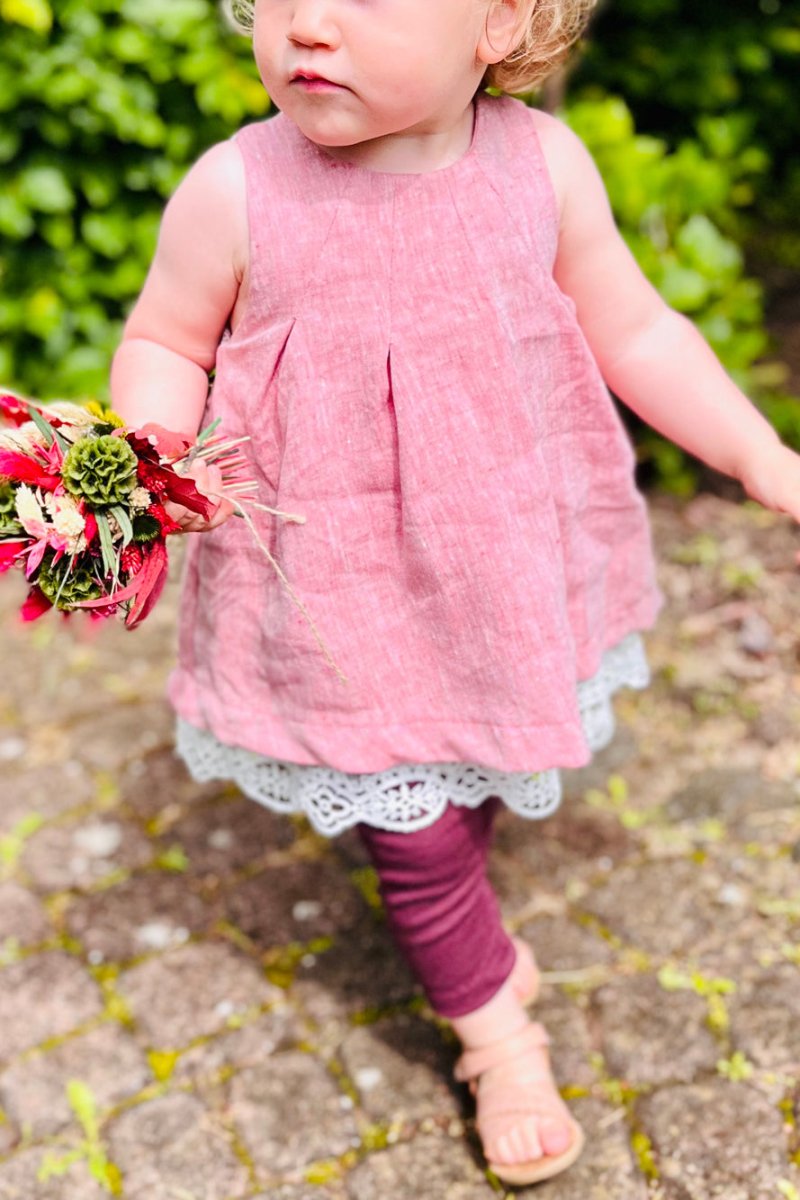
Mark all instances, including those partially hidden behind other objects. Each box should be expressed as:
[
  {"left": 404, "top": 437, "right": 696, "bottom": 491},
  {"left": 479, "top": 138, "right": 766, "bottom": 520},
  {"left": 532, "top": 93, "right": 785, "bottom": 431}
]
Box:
[{"left": 109, "top": 0, "right": 800, "bottom": 1185}]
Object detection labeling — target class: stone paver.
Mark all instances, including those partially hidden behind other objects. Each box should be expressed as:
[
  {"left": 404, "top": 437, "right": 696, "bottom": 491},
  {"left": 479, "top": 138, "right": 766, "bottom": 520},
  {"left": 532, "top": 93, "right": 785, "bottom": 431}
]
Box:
[
  {"left": 0, "top": 952, "right": 103, "bottom": 1060},
  {"left": 228, "top": 1052, "right": 359, "bottom": 1176},
  {"left": 339, "top": 1014, "right": 460, "bottom": 1121},
  {"left": 0, "top": 761, "right": 96, "bottom": 834},
  {"left": 20, "top": 817, "right": 154, "bottom": 893},
  {"left": 117, "top": 940, "right": 284, "bottom": 1046},
  {"left": 63, "top": 869, "right": 224, "bottom": 962},
  {"left": 0, "top": 1146, "right": 110, "bottom": 1199},
  {"left": 107, "top": 1091, "right": 250, "bottom": 1198},
  {"left": 345, "top": 1134, "right": 492, "bottom": 1199},
  {"left": 0, "top": 1023, "right": 150, "bottom": 1139},
  {"left": 529, "top": 1098, "right": 650, "bottom": 1199},
  {"left": 163, "top": 793, "right": 298, "bottom": 877},
  {"left": 591, "top": 975, "right": 719, "bottom": 1085},
  {"left": 222, "top": 858, "right": 368, "bottom": 947},
  {"left": 1, "top": 495, "right": 799, "bottom": 1196},
  {"left": 0, "top": 881, "right": 51, "bottom": 945},
  {"left": 170, "top": 1004, "right": 301, "bottom": 1087},
  {"left": 636, "top": 1080, "right": 800, "bottom": 1199},
  {"left": 728, "top": 964, "right": 800, "bottom": 1070}
]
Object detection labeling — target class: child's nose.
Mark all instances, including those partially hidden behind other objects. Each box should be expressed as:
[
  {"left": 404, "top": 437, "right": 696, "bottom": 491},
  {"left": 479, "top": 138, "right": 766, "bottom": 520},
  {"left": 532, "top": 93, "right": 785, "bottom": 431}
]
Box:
[{"left": 286, "top": 0, "right": 341, "bottom": 49}]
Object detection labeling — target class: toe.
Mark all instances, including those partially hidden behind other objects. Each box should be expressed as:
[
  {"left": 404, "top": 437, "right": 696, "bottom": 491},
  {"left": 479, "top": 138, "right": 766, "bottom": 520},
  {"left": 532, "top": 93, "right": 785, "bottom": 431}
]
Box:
[
  {"left": 493, "top": 1133, "right": 514, "bottom": 1164},
  {"left": 539, "top": 1115, "right": 573, "bottom": 1157},
  {"left": 517, "top": 1117, "right": 543, "bottom": 1161}
]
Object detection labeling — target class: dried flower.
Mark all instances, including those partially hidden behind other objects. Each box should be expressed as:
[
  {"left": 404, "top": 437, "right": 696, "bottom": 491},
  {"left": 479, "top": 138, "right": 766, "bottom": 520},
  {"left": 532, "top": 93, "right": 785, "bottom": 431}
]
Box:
[
  {"left": 62, "top": 435, "right": 138, "bottom": 508},
  {"left": 129, "top": 486, "right": 153, "bottom": 512},
  {"left": 37, "top": 554, "right": 104, "bottom": 610}
]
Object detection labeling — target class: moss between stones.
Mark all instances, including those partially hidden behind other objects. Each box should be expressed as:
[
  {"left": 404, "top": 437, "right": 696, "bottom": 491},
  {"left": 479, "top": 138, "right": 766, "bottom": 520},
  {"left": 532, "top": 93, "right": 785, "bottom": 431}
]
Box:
[{"left": 630, "top": 1128, "right": 659, "bottom": 1180}]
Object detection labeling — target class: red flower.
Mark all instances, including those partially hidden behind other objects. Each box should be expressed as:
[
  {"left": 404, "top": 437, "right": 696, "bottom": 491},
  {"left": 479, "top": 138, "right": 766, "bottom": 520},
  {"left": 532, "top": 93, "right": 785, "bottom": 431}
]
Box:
[
  {"left": 0, "top": 449, "right": 61, "bottom": 491},
  {"left": 20, "top": 586, "right": 52, "bottom": 622},
  {"left": 146, "top": 501, "right": 181, "bottom": 536},
  {"left": 0, "top": 393, "right": 32, "bottom": 427},
  {"left": 0, "top": 541, "right": 28, "bottom": 574}
]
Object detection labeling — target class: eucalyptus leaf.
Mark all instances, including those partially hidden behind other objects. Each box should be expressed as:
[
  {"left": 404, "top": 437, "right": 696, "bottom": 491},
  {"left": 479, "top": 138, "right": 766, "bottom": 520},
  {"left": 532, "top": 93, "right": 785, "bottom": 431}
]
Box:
[
  {"left": 95, "top": 511, "right": 121, "bottom": 583},
  {"left": 110, "top": 504, "right": 134, "bottom": 547}
]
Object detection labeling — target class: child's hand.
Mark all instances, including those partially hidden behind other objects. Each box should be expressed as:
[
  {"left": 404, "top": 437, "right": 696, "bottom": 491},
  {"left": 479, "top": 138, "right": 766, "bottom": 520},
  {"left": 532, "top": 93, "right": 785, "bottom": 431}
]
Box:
[
  {"left": 739, "top": 441, "right": 800, "bottom": 564},
  {"left": 163, "top": 459, "right": 237, "bottom": 534}
]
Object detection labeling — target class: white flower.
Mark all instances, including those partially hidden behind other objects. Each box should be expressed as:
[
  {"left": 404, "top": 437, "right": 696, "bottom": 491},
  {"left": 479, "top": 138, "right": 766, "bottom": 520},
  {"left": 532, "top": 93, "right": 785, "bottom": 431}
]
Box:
[
  {"left": 14, "top": 485, "right": 47, "bottom": 537},
  {"left": 51, "top": 494, "right": 85, "bottom": 541},
  {"left": 46, "top": 402, "right": 99, "bottom": 428},
  {"left": 129, "top": 486, "right": 152, "bottom": 512},
  {"left": 0, "top": 422, "right": 48, "bottom": 452}
]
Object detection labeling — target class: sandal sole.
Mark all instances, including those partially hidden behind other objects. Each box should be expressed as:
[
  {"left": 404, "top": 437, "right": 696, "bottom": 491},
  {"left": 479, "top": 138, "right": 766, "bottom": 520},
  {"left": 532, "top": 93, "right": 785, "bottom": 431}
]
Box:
[{"left": 487, "top": 1118, "right": 586, "bottom": 1185}]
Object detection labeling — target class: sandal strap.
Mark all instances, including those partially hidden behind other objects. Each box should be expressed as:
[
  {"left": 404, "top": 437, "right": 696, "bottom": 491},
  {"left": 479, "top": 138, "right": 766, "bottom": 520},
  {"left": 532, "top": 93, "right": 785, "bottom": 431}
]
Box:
[{"left": 453, "top": 1021, "right": 551, "bottom": 1084}]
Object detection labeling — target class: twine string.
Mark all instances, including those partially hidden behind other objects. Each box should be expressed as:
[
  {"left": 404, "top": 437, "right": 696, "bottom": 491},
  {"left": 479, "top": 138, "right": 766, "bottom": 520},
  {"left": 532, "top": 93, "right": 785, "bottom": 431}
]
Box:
[{"left": 202, "top": 485, "right": 350, "bottom": 686}]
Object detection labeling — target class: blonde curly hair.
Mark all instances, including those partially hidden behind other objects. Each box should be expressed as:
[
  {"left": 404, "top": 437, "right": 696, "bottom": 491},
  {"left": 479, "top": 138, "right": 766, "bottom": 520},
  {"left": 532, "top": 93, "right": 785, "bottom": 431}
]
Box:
[{"left": 221, "top": 0, "right": 598, "bottom": 95}]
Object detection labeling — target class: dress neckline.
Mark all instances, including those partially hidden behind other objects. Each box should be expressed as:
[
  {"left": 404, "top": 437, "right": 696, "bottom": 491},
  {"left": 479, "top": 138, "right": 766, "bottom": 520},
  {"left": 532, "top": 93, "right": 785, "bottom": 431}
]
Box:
[{"left": 290, "top": 92, "right": 488, "bottom": 182}]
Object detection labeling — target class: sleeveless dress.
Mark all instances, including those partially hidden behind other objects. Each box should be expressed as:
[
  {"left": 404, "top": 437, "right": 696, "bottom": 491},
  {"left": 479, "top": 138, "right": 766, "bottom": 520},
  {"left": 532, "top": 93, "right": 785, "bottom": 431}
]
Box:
[{"left": 168, "top": 92, "right": 664, "bottom": 837}]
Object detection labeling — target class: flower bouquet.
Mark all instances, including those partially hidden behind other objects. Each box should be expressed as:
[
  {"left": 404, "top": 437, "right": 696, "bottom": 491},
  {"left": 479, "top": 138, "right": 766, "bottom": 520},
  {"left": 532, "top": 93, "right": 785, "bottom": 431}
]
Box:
[
  {"left": 0, "top": 392, "right": 347, "bottom": 678},
  {"left": 0, "top": 392, "right": 260, "bottom": 628}
]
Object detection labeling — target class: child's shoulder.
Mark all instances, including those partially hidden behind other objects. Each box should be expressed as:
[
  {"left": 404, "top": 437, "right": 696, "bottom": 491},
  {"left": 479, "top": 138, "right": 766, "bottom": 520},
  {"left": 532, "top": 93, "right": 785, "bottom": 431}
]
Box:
[
  {"left": 169, "top": 135, "right": 249, "bottom": 283},
  {"left": 501, "top": 98, "right": 601, "bottom": 228}
]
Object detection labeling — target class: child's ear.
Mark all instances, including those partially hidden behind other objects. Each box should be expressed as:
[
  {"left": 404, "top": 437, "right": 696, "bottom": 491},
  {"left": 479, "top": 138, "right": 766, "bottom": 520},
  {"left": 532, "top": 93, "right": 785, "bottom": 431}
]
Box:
[{"left": 477, "top": 0, "right": 524, "bottom": 66}]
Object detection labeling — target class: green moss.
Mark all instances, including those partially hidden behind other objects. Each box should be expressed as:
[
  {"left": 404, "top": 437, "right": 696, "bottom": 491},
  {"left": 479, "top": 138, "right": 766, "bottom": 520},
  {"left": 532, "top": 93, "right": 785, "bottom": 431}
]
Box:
[
  {"left": 631, "top": 1129, "right": 659, "bottom": 1180},
  {"left": 350, "top": 865, "right": 384, "bottom": 913},
  {"left": 304, "top": 1159, "right": 344, "bottom": 1185},
  {"left": 358, "top": 1123, "right": 391, "bottom": 1151},
  {"left": 147, "top": 1049, "right": 179, "bottom": 1083}
]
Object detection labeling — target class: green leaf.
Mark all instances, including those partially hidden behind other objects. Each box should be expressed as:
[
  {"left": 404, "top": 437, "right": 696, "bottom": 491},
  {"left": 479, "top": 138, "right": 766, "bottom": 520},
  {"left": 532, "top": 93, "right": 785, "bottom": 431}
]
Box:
[
  {"left": 94, "top": 511, "right": 121, "bottom": 583},
  {"left": 0, "top": 0, "right": 52, "bottom": 33},
  {"left": 66, "top": 1079, "right": 99, "bottom": 1139},
  {"left": 26, "top": 402, "right": 55, "bottom": 447},
  {"left": 17, "top": 166, "right": 75, "bottom": 214},
  {"left": 109, "top": 504, "right": 134, "bottom": 547}
]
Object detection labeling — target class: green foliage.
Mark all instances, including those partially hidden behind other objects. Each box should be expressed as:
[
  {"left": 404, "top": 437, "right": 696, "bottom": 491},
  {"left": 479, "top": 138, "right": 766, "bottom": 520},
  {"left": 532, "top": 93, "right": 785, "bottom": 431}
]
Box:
[
  {"left": 0, "top": 0, "right": 267, "bottom": 400},
  {"left": 561, "top": 94, "right": 798, "bottom": 490},
  {"left": 38, "top": 1079, "right": 122, "bottom": 1194},
  {"left": 574, "top": 0, "right": 800, "bottom": 248}
]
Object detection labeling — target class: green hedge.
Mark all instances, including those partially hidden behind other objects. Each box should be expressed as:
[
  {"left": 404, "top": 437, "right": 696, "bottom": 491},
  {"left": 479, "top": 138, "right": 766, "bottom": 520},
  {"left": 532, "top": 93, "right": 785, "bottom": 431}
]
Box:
[
  {"left": 1, "top": 0, "right": 796, "bottom": 493},
  {"left": 574, "top": 0, "right": 800, "bottom": 262},
  {"left": 0, "top": 0, "right": 265, "bottom": 399}
]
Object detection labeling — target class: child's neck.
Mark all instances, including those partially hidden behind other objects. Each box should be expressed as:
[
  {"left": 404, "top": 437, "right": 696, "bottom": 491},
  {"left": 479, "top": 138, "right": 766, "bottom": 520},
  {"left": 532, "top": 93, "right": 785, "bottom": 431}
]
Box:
[{"left": 317, "top": 99, "right": 477, "bottom": 175}]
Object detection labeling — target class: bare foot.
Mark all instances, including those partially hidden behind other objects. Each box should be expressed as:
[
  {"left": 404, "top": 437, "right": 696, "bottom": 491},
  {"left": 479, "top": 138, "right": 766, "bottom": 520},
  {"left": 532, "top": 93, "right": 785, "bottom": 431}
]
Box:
[{"left": 450, "top": 970, "right": 575, "bottom": 1168}]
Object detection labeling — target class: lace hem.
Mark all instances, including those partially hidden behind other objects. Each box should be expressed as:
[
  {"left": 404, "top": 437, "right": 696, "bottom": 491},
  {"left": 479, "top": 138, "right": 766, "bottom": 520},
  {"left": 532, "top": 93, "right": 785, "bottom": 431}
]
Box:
[{"left": 172, "top": 632, "right": 650, "bottom": 837}]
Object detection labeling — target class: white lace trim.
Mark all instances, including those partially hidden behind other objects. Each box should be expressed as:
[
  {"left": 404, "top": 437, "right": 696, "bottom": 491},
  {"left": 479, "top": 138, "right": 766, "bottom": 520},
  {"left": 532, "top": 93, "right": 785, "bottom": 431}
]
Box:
[{"left": 174, "top": 632, "right": 649, "bottom": 837}]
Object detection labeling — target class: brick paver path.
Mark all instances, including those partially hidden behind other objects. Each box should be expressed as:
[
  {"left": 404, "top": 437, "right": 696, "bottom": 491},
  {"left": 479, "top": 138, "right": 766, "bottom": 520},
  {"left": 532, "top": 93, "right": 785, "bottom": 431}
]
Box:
[{"left": 1, "top": 492, "right": 799, "bottom": 1199}]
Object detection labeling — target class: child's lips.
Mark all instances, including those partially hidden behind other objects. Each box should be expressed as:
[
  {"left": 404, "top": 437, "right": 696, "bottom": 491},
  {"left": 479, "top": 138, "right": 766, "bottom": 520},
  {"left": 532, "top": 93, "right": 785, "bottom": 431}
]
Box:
[
  {"left": 293, "top": 78, "right": 345, "bottom": 91},
  {"left": 291, "top": 71, "right": 347, "bottom": 92}
]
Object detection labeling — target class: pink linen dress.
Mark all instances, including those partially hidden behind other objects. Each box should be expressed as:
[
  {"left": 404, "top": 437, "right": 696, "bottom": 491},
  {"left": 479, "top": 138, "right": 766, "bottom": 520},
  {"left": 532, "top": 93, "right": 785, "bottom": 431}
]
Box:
[{"left": 169, "top": 91, "right": 664, "bottom": 835}]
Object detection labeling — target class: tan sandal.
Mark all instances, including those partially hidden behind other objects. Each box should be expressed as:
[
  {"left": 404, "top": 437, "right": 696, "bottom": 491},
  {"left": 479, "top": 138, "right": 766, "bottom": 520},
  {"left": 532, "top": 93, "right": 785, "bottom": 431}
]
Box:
[{"left": 453, "top": 1020, "right": 585, "bottom": 1185}]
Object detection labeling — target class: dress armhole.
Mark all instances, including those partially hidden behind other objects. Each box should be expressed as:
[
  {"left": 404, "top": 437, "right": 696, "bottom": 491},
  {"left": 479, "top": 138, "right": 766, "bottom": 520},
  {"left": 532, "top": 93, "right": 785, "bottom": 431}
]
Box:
[
  {"left": 226, "top": 127, "right": 261, "bottom": 342},
  {"left": 520, "top": 105, "right": 565, "bottom": 241}
]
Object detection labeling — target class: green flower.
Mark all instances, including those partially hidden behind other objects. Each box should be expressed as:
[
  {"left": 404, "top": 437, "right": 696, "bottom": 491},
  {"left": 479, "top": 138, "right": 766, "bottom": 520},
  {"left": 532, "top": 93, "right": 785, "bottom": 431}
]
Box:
[
  {"left": 131, "top": 514, "right": 161, "bottom": 543},
  {"left": 62, "top": 434, "right": 138, "bottom": 509},
  {"left": 37, "top": 554, "right": 104, "bottom": 610},
  {"left": 0, "top": 478, "right": 23, "bottom": 534}
]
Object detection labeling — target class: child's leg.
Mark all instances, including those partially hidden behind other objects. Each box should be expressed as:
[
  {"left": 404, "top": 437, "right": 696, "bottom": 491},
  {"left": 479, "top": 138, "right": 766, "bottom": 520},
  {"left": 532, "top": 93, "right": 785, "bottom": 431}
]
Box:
[
  {"left": 355, "top": 797, "right": 516, "bottom": 1017},
  {"left": 355, "top": 798, "right": 578, "bottom": 1174}
]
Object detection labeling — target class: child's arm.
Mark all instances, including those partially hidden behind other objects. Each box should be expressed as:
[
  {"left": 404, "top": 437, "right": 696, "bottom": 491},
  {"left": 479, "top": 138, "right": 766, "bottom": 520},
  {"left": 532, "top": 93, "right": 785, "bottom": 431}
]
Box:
[
  {"left": 111, "top": 139, "right": 247, "bottom": 435},
  {"left": 535, "top": 111, "right": 800, "bottom": 527},
  {"left": 110, "top": 139, "right": 248, "bottom": 529}
]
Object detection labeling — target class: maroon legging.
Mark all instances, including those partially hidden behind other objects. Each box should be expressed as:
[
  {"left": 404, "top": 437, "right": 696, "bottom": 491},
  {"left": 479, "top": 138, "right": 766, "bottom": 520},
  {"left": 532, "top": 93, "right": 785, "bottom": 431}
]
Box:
[{"left": 355, "top": 795, "right": 517, "bottom": 1017}]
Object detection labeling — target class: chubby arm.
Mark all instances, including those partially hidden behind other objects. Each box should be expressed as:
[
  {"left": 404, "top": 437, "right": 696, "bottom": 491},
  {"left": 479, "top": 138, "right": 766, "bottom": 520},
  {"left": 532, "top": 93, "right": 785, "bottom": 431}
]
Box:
[
  {"left": 110, "top": 138, "right": 248, "bottom": 440},
  {"left": 534, "top": 112, "right": 794, "bottom": 509}
]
